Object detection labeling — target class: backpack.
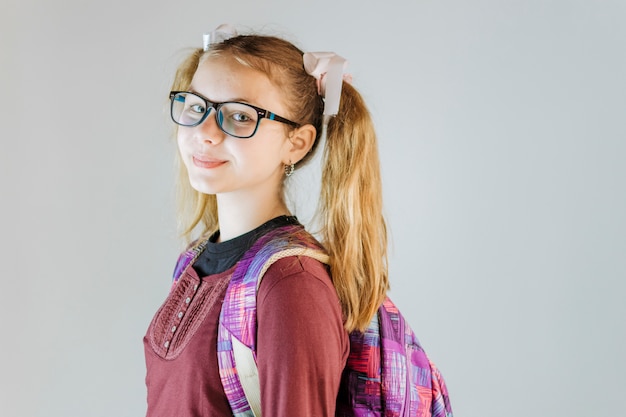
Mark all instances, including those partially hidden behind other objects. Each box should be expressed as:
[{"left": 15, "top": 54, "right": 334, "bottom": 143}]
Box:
[{"left": 172, "top": 224, "right": 453, "bottom": 417}]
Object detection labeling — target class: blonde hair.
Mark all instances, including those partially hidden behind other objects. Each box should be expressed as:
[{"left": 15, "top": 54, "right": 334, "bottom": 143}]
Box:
[{"left": 170, "top": 35, "right": 388, "bottom": 332}]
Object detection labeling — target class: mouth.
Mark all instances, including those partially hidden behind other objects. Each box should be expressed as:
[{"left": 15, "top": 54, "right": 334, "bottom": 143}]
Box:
[{"left": 192, "top": 155, "right": 227, "bottom": 169}]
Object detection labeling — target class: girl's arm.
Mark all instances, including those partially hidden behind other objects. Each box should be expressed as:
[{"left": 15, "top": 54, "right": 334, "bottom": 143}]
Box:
[{"left": 257, "top": 256, "right": 349, "bottom": 416}]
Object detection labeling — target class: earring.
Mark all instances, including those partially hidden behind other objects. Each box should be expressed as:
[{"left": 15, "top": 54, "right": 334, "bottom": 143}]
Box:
[{"left": 284, "top": 161, "right": 295, "bottom": 177}]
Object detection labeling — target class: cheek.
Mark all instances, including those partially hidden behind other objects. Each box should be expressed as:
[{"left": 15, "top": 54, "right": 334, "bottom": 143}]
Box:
[
  {"left": 176, "top": 135, "right": 197, "bottom": 174},
  {"left": 176, "top": 131, "right": 191, "bottom": 155},
  {"left": 240, "top": 139, "right": 283, "bottom": 167},
  {"left": 252, "top": 129, "right": 290, "bottom": 154}
]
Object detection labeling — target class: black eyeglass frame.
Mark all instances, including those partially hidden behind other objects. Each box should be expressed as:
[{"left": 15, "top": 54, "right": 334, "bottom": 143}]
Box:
[{"left": 169, "top": 91, "right": 299, "bottom": 139}]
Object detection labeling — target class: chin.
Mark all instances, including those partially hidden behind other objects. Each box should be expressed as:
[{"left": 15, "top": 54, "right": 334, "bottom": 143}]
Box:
[
  {"left": 185, "top": 175, "right": 218, "bottom": 195},
  {"left": 189, "top": 183, "right": 219, "bottom": 195}
]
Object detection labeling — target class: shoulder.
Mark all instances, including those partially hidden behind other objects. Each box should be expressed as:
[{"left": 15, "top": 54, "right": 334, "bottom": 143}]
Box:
[
  {"left": 258, "top": 256, "right": 334, "bottom": 302},
  {"left": 256, "top": 254, "right": 347, "bottom": 356}
]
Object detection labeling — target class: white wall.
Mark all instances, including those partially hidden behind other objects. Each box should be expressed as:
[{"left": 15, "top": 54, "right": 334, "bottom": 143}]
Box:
[{"left": 1, "top": 1, "right": 624, "bottom": 416}]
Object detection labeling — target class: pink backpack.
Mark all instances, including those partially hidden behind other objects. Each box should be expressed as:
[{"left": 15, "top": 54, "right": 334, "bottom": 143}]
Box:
[{"left": 174, "top": 224, "right": 453, "bottom": 416}]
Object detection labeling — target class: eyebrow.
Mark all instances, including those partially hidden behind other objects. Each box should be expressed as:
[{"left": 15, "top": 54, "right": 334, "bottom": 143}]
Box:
[{"left": 188, "top": 89, "right": 251, "bottom": 105}]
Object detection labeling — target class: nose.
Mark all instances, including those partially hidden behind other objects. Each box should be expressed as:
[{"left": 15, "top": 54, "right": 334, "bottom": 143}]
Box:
[{"left": 193, "top": 109, "right": 226, "bottom": 144}]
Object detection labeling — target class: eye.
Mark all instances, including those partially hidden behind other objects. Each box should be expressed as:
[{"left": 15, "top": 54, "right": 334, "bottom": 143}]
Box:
[
  {"left": 189, "top": 104, "right": 206, "bottom": 114},
  {"left": 221, "top": 104, "right": 257, "bottom": 125},
  {"left": 231, "top": 112, "right": 253, "bottom": 123}
]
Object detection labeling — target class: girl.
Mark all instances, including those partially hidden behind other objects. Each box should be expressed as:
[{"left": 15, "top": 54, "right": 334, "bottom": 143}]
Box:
[{"left": 144, "top": 25, "right": 388, "bottom": 416}]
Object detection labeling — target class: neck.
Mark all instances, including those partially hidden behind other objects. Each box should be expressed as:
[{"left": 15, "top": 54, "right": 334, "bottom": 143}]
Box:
[{"left": 216, "top": 190, "right": 290, "bottom": 242}]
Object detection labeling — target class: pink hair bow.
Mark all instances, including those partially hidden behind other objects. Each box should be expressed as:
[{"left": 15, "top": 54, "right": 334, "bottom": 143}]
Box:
[
  {"left": 303, "top": 52, "right": 351, "bottom": 118},
  {"left": 203, "top": 24, "right": 237, "bottom": 51}
]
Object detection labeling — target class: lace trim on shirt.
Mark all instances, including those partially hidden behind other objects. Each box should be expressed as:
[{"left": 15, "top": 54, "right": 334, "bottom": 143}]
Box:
[{"left": 148, "top": 270, "right": 231, "bottom": 360}]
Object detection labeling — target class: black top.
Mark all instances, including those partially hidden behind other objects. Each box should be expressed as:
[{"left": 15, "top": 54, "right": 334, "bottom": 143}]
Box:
[{"left": 192, "top": 215, "right": 300, "bottom": 277}]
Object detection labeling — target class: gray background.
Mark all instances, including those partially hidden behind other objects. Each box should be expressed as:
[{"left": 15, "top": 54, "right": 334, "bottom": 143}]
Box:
[{"left": 1, "top": 0, "right": 625, "bottom": 416}]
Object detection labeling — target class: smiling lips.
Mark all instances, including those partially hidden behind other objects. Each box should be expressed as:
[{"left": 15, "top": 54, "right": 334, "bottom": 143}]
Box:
[{"left": 192, "top": 155, "right": 227, "bottom": 169}]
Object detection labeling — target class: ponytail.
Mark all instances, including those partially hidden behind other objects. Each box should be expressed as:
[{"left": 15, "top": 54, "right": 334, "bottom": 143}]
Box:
[{"left": 320, "top": 82, "right": 389, "bottom": 332}]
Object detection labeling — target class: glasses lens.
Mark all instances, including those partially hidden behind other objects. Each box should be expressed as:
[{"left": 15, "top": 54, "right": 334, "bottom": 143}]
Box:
[
  {"left": 171, "top": 92, "right": 206, "bottom": 126},
  {"left": 217, "top": 103, "right": 259, "bottom": 138}
]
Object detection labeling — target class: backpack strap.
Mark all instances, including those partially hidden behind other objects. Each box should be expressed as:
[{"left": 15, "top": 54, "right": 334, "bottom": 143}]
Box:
[
  {"left": 171, "top": 238, "right": 208, "bottom": 289},
  {"left": 378, "top": 298, "right": 410, "bottom": 416},
  {"left": 217, "top": 224, "right": 328, "bottom": 417}
]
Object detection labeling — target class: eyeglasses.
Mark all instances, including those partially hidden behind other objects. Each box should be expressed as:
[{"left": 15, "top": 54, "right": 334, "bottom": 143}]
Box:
[{"left": 169, "top": 91, "right": 299, "bottom": 139}]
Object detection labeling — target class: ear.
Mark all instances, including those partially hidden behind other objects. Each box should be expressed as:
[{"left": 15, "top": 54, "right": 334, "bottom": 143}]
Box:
[{"left": 284, "top": 124, "right": 317, "bottom": 164}]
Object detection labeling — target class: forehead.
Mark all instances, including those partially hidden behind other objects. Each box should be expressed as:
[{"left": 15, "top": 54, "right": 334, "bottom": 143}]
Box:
[{"left": 190, "top": 56, "right": 287, "bottom": 114}]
